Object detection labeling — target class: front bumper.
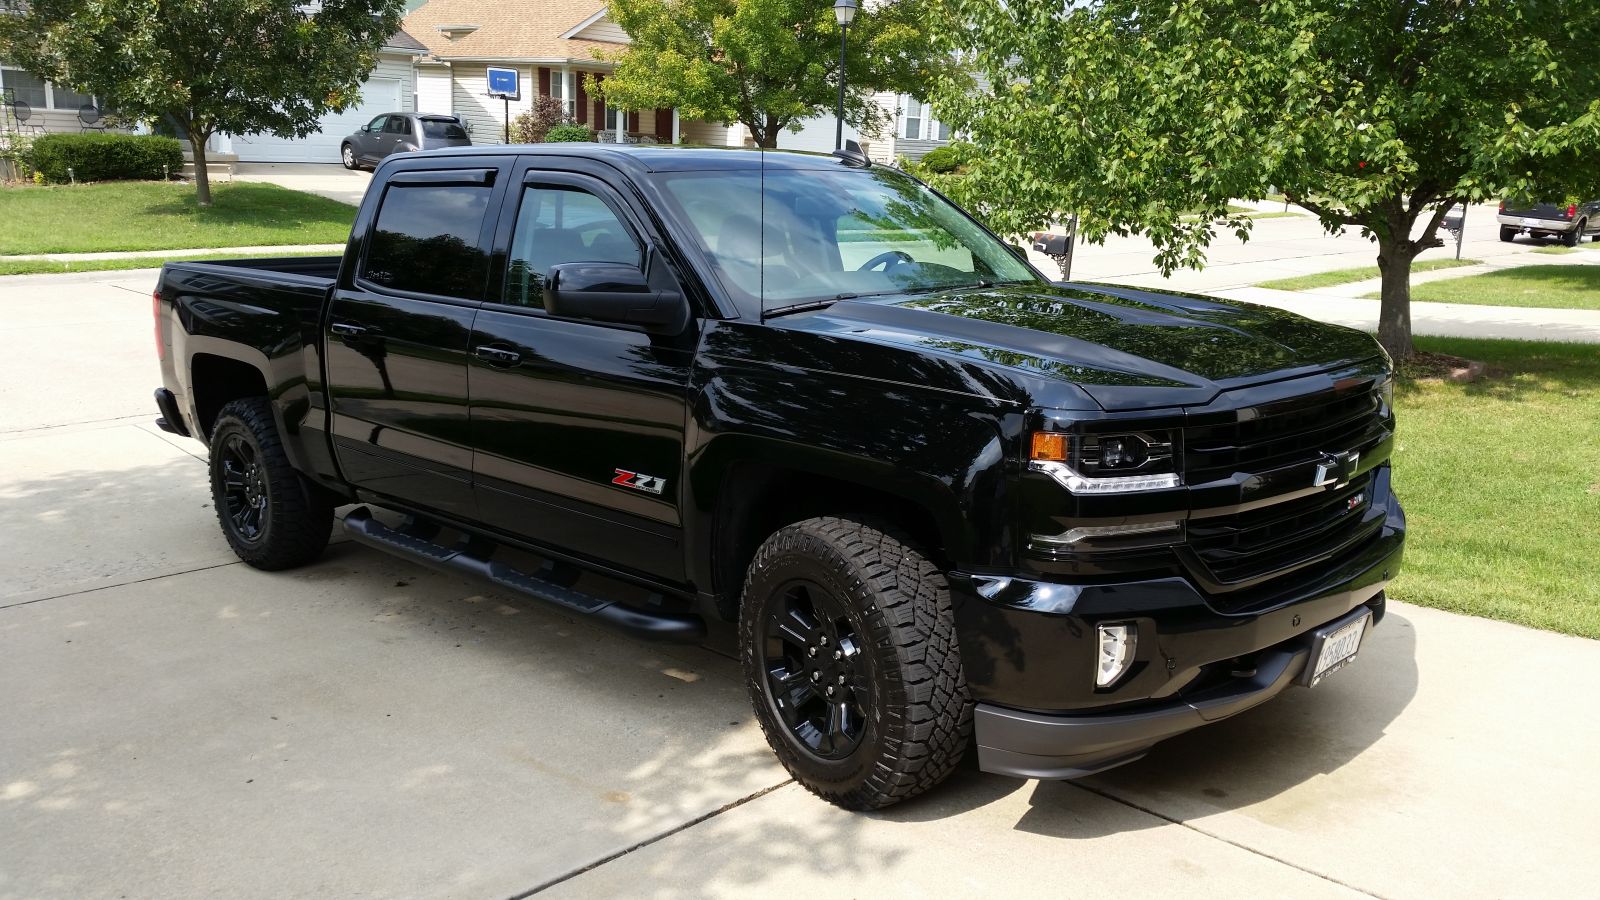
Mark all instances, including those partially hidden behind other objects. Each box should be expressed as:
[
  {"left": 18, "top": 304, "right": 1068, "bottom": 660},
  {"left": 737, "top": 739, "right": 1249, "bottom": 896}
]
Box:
[
  {"left": 974, "top": 604, "right": 1374, "bottom": 778},
  {"left": 951, "top": 490, "right": 1404, "bottom": 780}
]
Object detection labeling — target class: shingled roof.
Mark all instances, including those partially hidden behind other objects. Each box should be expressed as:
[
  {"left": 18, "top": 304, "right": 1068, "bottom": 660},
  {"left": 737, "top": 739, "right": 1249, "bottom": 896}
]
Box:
[{"left": 402, "top": 0, "right": 624, "bottom": 62}]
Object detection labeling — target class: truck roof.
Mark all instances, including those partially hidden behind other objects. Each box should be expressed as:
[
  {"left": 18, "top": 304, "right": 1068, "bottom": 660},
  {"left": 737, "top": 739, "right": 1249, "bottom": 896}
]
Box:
[{"left": 384, "top": 143, "right": 857, "bottom": 174}]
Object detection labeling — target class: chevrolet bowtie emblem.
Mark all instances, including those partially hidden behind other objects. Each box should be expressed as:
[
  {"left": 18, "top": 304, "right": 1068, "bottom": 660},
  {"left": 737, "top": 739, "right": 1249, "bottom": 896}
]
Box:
[{"left": 1313, "top": 450, "right": 1360, "bottom": 488}]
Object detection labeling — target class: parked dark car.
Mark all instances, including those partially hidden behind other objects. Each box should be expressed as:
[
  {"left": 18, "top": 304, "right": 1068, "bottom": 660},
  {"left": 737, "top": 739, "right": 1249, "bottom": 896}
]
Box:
[
  {"left": 341, "top": 113, "right": 470, "bottom": 169},
  {"left": 151, "top": 145, "right": 1404, "bottom": 810},
  {"left": 1497, "top": 198, "right": 1600, "bottom": 246}
]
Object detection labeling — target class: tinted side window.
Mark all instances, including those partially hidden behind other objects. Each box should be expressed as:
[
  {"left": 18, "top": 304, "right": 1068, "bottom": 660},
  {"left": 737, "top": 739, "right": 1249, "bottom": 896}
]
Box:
[
  {"left": 363, "top": 183, "right": 492, "bottom": 300},
  {"left": 383, "top": 116, "right": 406, "bottom": 134},
  {"left": 504, "top": 185, "right": 640, "bottom": 308}
]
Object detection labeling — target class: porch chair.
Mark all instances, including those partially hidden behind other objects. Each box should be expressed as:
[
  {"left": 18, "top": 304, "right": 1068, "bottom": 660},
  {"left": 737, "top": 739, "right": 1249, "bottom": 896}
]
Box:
[
  {"left": 78, "top": 104, "right": 108, "bottom": 132},
  {"left": 12, "top": 99, "right": 43, "bottom": 133}
]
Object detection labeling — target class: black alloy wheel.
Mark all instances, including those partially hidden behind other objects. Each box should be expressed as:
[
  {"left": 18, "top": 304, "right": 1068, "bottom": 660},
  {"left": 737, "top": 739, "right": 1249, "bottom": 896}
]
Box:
[
  {"left": 208, "top": 397, "right": 333, "bottom": 570},
  {"left": 758, "top": 579, "right": 872, "bottom": 760},
  {"left": 218, "top": 432, "right": 269, "bottom": 543},
  {"left": 741, "top": 516, "right": 972, "bottom": 810}
]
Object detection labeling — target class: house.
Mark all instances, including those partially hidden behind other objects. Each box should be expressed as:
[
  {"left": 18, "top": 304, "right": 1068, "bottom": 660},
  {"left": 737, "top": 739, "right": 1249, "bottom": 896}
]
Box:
[
  {"left": 228, "top": 30, "right": 430, "bottom": 163},
  {"left": 399, "top": 0, "right": 954, "bottom": 162},
  {"left": 401, "top": 0, "right": 733, "bottom": 147},
  {"left": 0, "top": 62, "right": 121, "bottom": 133}
]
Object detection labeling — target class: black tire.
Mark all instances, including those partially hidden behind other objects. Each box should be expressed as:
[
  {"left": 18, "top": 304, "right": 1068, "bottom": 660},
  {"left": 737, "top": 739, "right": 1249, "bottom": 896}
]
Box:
[
  {"left": 209, "top": 397, "right": 333, "bottom": 570},
  {"left": 340, "top": 143, "right": 358, "bottom": 170},
  {"left": 740, "top": 517, "right": 971, "bottom": 810},
  {"left": 1562, "top": 222, "right": 1583, "bottom": 247},
  {"left": 1499, "top": 226, "right": 1517, "bottom": 243}
]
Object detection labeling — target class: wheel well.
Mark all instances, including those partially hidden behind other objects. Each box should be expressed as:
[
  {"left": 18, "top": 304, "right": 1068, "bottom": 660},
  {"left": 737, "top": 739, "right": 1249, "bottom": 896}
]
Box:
[
  {"left": 710, "top": 464, "right": 948, "bottom": 621},
  {"left": 191, "top": 354, "right": 269, "bottom": 438}
]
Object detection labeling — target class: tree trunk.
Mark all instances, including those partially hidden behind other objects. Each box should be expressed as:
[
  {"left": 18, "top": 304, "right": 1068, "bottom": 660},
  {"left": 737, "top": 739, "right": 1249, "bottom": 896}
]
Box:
[
  {"left": 186, "top": 124, "right": 213, "bottom": 207},
  {"left": 1375, "top": 235, "right": 1416, "bottom": 361}
]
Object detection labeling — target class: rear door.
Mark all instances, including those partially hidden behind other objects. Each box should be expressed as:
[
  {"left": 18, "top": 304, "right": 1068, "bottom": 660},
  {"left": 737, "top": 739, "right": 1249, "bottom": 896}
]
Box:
[
  {"left": 324, "top": 156, "right": 511, "bottom": 518},
  {"left": 466, "top": 159, "right": 698, "bottom": 581},
  {"left": 378, "top": 115, "right": 410, "bottom": 160}
]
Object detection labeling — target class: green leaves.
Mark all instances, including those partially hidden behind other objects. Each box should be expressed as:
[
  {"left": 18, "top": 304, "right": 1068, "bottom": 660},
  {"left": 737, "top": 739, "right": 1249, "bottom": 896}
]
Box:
[
  {"left": 601, "top": 0, "right": 953, "bottom": 146},
  {"left": 929, "top": 0, "right": 1600, "bottom": 356},
  {"left": 0, "top": 0, "right": 404, "bottom": 179}
]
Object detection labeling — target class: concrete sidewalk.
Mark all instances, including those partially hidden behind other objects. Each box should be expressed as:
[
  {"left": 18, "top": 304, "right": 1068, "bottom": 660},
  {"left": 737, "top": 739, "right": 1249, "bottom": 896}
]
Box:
[{"left": 3, "top": 261, "right": 1600, "bottom": 900}]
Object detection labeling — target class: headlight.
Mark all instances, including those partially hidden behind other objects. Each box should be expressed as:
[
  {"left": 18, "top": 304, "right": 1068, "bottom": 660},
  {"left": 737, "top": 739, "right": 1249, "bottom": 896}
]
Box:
[
  {"left": 1096, "top": 623, "right": 1137, "bottom": 687},
  {"left": 1377, "top": 373, "right": 1395, "bottom": 417},
  {"left": 1029, "top": 430, "right": 1180, "bottom": 494}
]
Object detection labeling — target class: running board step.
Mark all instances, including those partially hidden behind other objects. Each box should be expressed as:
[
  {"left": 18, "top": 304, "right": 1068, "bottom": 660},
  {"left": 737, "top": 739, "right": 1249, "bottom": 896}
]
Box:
[{"left": 342, "top": 507, "right": 706, "bottom": 643}]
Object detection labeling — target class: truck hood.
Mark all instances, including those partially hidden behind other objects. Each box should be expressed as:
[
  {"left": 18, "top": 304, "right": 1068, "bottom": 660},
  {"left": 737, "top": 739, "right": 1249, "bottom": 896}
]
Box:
[{"left": 789, "top": 282, "right": 1383, "bottom": 409}]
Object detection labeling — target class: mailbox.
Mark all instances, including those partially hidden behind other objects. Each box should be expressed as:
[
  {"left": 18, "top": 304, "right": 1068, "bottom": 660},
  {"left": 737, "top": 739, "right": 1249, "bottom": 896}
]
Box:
[{"left": 1031, "top": 232, "right": 1071, "bottom": 256}]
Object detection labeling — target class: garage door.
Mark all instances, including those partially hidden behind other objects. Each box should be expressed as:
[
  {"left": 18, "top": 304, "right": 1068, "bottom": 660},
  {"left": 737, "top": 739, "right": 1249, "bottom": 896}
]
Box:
[{"left": 234, "top": 77, "right": 402, "bottom": 163}]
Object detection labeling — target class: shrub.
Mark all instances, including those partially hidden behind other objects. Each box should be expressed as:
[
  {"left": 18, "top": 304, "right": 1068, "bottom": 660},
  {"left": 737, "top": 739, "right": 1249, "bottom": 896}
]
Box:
[
  {"left": 512, "top": 96, "right": 570, "bottom": 143},
  {"left": 917, "top": 143, "right": 970, "bottom": 175},
  {"left": 543, "top": 124, "right": 594, "bottom": 143},
  {"left": 25, "top": 133, "right": 183, "bottom": 184}
]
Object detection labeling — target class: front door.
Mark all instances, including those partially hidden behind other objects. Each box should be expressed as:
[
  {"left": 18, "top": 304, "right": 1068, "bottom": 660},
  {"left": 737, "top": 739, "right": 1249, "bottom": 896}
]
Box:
[
  {"left": 356, "top": 114, "right": 389, "bottom": 162},
  {"left": 467, "top": 163, "right": 697, "bottom": 581},
  {"left": 324, "top": 158, "right": 510, "bottom": 518}
]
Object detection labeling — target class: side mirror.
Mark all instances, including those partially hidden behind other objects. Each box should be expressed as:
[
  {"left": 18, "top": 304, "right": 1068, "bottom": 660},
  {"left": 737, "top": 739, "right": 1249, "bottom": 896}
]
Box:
[{"left": 543, "top": 251, "right": 687, "bottom": 334}]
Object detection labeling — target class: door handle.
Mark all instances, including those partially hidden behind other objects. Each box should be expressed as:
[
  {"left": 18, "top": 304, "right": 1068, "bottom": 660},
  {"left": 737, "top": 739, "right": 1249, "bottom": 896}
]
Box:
[
  {"left": 331, "top": 322, "right": 367, "bottom": 337},
  {"left": 474, "top": 345, "right": 522, "bottom": 366}
]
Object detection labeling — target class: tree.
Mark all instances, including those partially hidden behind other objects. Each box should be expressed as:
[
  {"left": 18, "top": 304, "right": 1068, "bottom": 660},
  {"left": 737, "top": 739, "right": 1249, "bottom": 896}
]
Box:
[
  {"left": 597, "top": 0, "right": 955, "bottom": 149},
  {"left": 930, "top": 0, "right": 1600, "bottom": 359},
  {"left": 0, "top": 0, "right": 404, "bottom": 205}
]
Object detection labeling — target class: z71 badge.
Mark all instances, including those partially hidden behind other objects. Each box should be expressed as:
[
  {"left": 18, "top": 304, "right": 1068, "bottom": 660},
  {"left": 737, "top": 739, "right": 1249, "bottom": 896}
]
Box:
[{"left": 612, "top": 469, "right": 667, "bottom": 495}]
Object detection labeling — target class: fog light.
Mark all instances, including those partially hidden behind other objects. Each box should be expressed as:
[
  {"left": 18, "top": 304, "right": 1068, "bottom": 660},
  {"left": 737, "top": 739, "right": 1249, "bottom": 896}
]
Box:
[{"left": 1096, "top": 623, "right": 1136, "bottom": 687}]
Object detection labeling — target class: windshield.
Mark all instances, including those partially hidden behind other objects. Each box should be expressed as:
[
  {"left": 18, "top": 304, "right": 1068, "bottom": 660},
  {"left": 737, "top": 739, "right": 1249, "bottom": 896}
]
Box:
[{"left": 652, "top": 163, "right": 1038, "bottom": 311}]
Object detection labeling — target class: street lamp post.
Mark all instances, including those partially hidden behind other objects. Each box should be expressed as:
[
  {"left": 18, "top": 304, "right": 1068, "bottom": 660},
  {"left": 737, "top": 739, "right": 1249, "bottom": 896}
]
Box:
[{"left": 834, "top": 0, "right": 858, "bottom": 150}]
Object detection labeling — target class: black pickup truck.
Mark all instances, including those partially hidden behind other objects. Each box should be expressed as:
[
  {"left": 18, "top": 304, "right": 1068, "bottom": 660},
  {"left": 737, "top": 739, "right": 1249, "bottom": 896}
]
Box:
[{"left": 152, "top": 145, "right": 1404, "bottom": 809}]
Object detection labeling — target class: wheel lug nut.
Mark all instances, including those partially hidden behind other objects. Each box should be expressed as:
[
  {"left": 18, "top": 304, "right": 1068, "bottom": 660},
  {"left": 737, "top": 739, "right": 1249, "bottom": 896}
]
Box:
[
  {"left": 833, "top": 649, "right": 842, "bottom": 660},
  {"left": 825, "top": 686, "right": 835, "bottom": 697},
  {"left": 807, "top": 647, "right": 818, "bottom": 657},
  {"left": 810, "top": 671, "right": 821, "bottom": 682},
  {"left": 836, "top": 674, "right": 846, "bottom": 684},
  {"left": 818, "top": 635, "right": 829, "bottom": 646}
]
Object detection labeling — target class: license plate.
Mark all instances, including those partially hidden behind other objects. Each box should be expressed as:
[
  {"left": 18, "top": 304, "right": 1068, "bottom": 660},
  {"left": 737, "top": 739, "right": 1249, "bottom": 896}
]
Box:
[
  {"left": 1522, "top": 217, "right": 1548, "bottom": 227},
  {"left": 1306, "top": 612, "right": 1369, "bottom": 687}
]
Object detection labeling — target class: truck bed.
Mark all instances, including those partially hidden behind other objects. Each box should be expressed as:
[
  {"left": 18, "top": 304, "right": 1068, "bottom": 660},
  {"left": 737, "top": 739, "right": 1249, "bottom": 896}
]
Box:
[{"left": 170, "top": 255, "right": 344, "bottom": 282}]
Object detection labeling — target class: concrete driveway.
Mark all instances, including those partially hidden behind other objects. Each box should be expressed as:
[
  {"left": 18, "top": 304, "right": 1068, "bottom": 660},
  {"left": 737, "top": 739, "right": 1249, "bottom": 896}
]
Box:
[
  {"left": 233, "top": 162, "right": 371, "bottom": 206},
  {"left": 3, "top": 272, "right": 1599, "bottom": 900}
]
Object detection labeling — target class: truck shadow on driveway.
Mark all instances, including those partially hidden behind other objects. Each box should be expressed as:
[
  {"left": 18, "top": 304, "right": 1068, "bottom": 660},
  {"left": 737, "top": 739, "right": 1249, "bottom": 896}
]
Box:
[{"left": 880, "top": 610, "right": 1420, "bottom": 837}]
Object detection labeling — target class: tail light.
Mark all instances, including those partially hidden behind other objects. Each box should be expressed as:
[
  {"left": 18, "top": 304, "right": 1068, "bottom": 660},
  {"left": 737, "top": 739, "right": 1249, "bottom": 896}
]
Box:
[
  {"left": 152, "top": 289, "right": 164, "bottom": 360},
  {"left": 1566, "top": 203, "right": 1577, "bottom": 219},
  {"left": 1497, "top": 200, "right": 1505, "bottom": 213}
]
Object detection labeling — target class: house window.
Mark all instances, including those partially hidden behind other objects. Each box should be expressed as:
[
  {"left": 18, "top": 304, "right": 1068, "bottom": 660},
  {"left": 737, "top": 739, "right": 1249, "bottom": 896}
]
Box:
[
  {"left": 902, "top": 97, "right": 922, "bottom": 140},
  {"left": 52, "top": 83, "right": 94, "bottom": 111},
  {"left": 935, "top": 120, "right": 951, "bottom": 141},
  {"left": 604, "top": 104, "right": 621, "bottom": 132},
  {"left": 2, "top": 68, "right": 47, "bottom": 109},
  {"left": 550, "top": 70, "right": 575, "bottom": 116}
]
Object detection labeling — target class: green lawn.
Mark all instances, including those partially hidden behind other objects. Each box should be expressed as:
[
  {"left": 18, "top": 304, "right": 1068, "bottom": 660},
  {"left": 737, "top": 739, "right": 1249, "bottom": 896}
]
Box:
[
  {"left": 0, "top": 248, "right": 337, "bottom": 277},
  {"left": 0, "top": 181, "right": 354, "bottom": 255},
  {"left": 1367, "top": 265, "right": 1600, "bottom": 310},
  {"left": 1390, "top": 337, "right": 1600, "bottom": 639},
  {"left": 1530, "top": 243, "right": 1600, "bottom": 255},
  {"left": 1258, "top": 257, "right": 1480, "bottom": 291}
]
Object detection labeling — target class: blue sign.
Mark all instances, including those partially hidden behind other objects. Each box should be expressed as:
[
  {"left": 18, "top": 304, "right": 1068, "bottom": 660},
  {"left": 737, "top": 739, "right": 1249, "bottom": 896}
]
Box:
[{"left": 486, "top": 66, "right": 519, "bottom": 99}]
